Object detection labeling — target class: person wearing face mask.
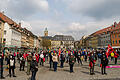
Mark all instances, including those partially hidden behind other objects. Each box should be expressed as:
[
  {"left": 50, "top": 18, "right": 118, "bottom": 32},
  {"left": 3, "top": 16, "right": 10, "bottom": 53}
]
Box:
[{"left": 30, "top": 56, "right": 38, "bottom": 80}]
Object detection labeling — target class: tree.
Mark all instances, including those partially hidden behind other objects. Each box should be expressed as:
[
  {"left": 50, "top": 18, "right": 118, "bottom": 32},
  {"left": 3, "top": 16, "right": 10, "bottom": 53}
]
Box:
[{"left": 42, "top": 39, "right": 51, "bottom": 49}]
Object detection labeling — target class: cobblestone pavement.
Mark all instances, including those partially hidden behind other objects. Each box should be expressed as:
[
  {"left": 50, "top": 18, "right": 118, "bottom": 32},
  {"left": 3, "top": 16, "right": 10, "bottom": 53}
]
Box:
[{"left": 2, "top": 60, "right": 120, "bottom": 80}]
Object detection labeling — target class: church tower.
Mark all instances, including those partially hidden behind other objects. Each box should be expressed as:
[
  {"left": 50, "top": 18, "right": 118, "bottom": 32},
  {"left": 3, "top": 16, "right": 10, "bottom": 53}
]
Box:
[{"left": 44, "top": 28, "right": 48, "bottom": 36}]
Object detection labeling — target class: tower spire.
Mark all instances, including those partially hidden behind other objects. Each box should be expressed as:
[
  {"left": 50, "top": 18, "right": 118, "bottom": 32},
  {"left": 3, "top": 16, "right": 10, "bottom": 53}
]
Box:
[{"left": 44, "top": 27, "right": 48, "bottom": 36}]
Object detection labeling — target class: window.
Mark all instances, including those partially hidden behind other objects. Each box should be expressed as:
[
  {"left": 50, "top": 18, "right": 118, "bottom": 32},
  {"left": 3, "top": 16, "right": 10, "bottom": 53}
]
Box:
[
  {"left": 113, "top": 40, "right": 114, "bottom": 44},
  {"left": 4, "top": 30, "right": 6, "bottom": 35},
  {"left": 116, "top": 40, "right": 117, "bottom": 44}
]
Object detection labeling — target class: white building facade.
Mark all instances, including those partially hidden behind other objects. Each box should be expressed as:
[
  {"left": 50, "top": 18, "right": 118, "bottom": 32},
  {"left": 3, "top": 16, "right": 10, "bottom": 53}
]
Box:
[{"left": 3, "top": 23, "right": 21, "bottom": 48}]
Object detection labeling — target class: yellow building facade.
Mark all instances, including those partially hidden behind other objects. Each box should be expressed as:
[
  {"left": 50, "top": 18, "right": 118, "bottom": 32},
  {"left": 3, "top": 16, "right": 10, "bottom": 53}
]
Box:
[
  {"left": 51, "top": 40, "right": 61, "bottom": 49},
  {"left": 0, "top": 20, "right": 4, "bottom": 44}
]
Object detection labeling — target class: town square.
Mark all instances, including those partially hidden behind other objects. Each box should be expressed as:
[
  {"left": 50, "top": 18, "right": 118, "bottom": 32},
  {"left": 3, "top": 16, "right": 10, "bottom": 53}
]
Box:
[{"left": 1, "top": 0, "right": 120, "bottom": 80}]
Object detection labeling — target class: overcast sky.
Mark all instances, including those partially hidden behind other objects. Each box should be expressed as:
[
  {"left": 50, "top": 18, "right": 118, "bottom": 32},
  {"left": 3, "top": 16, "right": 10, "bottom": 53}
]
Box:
[{"left": 0, "top": 0, "right": 120, "bottom": 40}]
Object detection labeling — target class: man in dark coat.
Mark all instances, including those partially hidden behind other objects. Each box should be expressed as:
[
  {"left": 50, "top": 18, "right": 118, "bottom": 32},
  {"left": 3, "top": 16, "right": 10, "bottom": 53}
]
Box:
[
  {"left": 69, "top": 54, "right": 75, "bottom": 73},
  {"left": 0, "top": 53, "right": 5, "bottom": 79},
  {"left": 101, "top": 52, "right": 108, "bottom": 75},
  {"left": 49, "top": 52, "right": 53, "bottom": 69},
  {"left": 60, "top": 52, "right": 65, "bottom": 68}
]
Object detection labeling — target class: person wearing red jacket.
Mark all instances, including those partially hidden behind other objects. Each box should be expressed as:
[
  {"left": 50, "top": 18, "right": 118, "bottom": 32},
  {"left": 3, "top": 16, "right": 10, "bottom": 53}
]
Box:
[{"left": 35, "top": 53, "right": 39, "bottom": 63}]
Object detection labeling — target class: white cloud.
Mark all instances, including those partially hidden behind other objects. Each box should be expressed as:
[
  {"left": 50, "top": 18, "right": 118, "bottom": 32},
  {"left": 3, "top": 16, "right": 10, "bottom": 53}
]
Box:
[
  {"left": 34, "top": 0, "right": 49, "bottom": 12},
  {"left": 69, "top": 22, "right": 86, "bottom": 31},
  {"left": 21, "top": 21, "right": 32, "bottom": 31},
  {"left": 0, "top": 0, "right": 49, "bottom": 19}
]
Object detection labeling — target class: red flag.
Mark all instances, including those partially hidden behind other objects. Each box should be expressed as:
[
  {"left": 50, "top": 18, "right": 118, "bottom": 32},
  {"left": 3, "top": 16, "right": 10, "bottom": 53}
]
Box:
[
  {"left": 58, "top": 48, "right": 61, "bottom": 56},
  {"left": 106, "top": 44, "right": 118, "bottom": 58},
  {"left": 106, "top": 44, "right": 113, "bottom": 57}
]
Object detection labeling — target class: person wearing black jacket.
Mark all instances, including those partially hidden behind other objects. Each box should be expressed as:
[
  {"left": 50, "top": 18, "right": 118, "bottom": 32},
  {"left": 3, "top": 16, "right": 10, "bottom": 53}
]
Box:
[
  {"left": 77, "top": 52, "right": 82, "bottom": 65},
  {"left": 19, "top": 56, "right": 25, "bottom": 71},
  {"left": 49, "top": 52, "right": 53, "bottom": 69},
  {"left": 89, "top": 52, "right": 95, "bottom": 75},
  {"left": 60, "top": 52, "right": 65, "bottom": 68},
  {"left": 8, "top": 55, "right": 16, "bottom": 77},
  {"left": 0, "top": 53, "right": 5, "bottom": 79},
  {"left": 30, "top": 56, "right": 38, "bottom": 80},
  {"left": 101, "top": 52, "right": 108, "bottom": 75},
  {"left": 69, "top": 54, "right": 75, "bottom": 73}
]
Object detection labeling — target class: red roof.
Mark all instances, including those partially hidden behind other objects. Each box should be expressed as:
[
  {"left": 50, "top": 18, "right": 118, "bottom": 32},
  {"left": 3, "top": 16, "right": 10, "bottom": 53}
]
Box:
[
  {"left": 0, "top": 12, "right": 20, "bottom": 27},
  {"left": 92, "top": 22, "right": 120, "bottom": 36}
]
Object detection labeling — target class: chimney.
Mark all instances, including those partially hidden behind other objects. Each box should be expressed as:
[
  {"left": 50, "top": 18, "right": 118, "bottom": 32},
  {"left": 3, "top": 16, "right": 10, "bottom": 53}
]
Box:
[{"left": 2, "top": 11, "right": 4, "bottom": 14}]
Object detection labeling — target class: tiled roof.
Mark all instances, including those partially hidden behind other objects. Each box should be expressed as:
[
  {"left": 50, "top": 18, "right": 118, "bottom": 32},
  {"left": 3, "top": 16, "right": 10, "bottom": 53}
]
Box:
[{"left": 0, "top": 12, "right": 19, "bottom": 27}]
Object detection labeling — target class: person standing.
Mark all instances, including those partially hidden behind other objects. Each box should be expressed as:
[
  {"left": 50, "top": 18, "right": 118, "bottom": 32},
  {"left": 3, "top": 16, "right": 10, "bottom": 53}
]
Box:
[
  {"left": 101, "top": 52, "right": 108, "bottom": 75},
  {"left": 49, "top": 52, "right": 53, "bottom": 69},
  {"left": 8, "top": 55, "right": 16, "bottom": 77},
  {"left": 60, "top": 52, "right": 65, "bottom": 68},
  {"left": 52, "top": 53, "right": 58, "bottom": 72},
  {"left": 0, "top": 53, "right": 5, "bottom": 79},
  {"left": 27, "top": 53, "right": 32, "bottom": 75},
  {"left": 40, "top": 52, "right": 44, "bottom": 66},
  {"left": 89, "top": 52, "right": 95, "bottom": 75},
  {"left": 69, "top": 54, "right": 75, "bottom": 73},
  {"left": 114, "top": 50, "right": 119, "bottom": 64},
  {"left": 30, "top": 56, "right": 38, "bottom": 80},
  {"left": 77, "top": 51, "right": 82, "bottom": 65},
  {"left": 19, "top": 56, "right": 25, "bottom": 71}
]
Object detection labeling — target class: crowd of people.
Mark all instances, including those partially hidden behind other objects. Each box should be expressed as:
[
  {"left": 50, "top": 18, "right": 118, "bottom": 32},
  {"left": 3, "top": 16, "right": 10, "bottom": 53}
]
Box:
[{"left": 0, "top": 48, "right": 119, "bottom": 80}]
